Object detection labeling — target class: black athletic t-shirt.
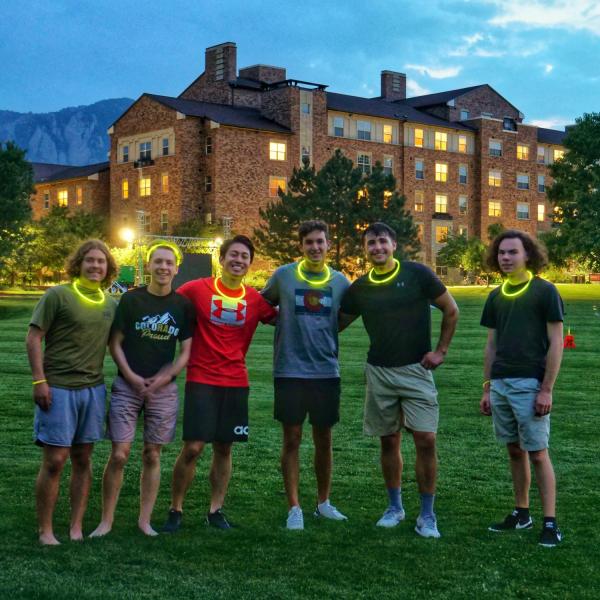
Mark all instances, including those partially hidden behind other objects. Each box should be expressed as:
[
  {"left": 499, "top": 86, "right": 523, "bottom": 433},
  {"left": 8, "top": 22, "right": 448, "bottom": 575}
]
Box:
[
  {"left": 480, "top": 277, "right": 564, "bottom": 381},
  {"left": 340, "top": 261, "right": 447, "bottom": 367},
  {"left": 111, "top": 286, "right": 195, "bottom": 378}
]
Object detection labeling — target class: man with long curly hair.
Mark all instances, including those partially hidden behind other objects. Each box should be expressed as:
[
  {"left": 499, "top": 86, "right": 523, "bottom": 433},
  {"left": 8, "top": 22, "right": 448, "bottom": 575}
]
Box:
[
  {"left": 26, "top": 239, "right": 117, "bottom": 545},
  {"left": 480, "top": 230, "right": 564, "bottom": 547}
]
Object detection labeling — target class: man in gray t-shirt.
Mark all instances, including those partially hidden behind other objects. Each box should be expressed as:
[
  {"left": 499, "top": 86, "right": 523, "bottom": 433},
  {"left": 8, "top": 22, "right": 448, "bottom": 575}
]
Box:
[{"left": 262, "top": 221, "right": 350, "bottom": 530}]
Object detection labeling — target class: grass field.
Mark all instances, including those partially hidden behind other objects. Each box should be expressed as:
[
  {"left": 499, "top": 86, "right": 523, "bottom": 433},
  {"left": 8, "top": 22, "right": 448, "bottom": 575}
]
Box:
[{"left": 1, "top": 285, "right": 599, "bottom": 599}]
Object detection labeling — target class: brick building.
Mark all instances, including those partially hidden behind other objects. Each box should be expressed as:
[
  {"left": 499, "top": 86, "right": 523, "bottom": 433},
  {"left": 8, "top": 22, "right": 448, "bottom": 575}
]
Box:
[{"left": 31, "top": 41, "right": 567, "bottom": 265}]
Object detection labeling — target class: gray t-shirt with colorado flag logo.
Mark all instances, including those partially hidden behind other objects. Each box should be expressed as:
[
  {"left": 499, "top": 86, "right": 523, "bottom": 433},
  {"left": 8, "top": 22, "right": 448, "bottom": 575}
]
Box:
[{"left": 261, "top": 262, "right": 350, "bottom": 378}]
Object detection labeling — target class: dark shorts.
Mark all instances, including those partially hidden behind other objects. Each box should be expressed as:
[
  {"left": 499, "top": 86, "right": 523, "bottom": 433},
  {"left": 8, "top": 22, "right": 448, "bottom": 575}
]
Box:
[
  {"left": 274, "top": 377, "right": 340, "bottom": 428},
  {"left": 183, "top": 382, "right": 249, "bottom": 443}
]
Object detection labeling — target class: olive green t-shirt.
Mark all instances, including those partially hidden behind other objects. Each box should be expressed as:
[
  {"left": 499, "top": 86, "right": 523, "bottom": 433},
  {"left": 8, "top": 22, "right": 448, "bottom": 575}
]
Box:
[{"left": 30, "top": 284, "right": 117, "bottom": 389}]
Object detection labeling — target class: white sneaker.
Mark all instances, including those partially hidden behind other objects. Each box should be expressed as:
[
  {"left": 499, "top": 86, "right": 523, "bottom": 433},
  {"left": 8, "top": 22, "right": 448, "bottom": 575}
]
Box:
[
  {"left": 314, "top": 500, "right": 348, "bottom": 521},
  {"left": 415, "top": 514, "right": 441, "bottom": 538},
  {"left": 376, "top": 506, "right": 406, "bottom": 528},
  {"left": 286, "top": 506, "right": 304, "bottom": 530}
]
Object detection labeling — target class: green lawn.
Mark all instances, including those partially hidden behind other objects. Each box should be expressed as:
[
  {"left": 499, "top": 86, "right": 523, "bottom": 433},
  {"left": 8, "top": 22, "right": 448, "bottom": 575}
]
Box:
[{"left": 0, "top": 285, "right": 599, "bottom": 599}]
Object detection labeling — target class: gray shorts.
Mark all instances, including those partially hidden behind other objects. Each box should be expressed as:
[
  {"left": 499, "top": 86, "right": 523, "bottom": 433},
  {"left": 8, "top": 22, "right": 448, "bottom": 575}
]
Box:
[
  {"left": 107, "top": 376, "right": 179, "bottom": 445},
  {"left": 364, "top": 362, "right": 439, "bottom": 436},
  {"left": 490, "top": 378, "right": 550, "bottom": 451},
  {"left": 33, "top": 384, "right": 106, "bottom": 447}
]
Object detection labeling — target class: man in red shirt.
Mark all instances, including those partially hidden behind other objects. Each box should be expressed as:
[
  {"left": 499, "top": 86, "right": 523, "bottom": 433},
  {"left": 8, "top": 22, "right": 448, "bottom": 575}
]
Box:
[{"left": 163, "top": 235, "right": 276, "bottom": 531}]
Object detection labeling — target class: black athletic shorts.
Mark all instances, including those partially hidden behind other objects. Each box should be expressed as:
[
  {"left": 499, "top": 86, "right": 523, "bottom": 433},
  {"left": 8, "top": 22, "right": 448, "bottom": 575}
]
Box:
[
  {"left": 274, "top": 377, "right": 341, "bottom": 427},
  {"left": 183, "top": 382, "right": 249, "bottom": 443}
]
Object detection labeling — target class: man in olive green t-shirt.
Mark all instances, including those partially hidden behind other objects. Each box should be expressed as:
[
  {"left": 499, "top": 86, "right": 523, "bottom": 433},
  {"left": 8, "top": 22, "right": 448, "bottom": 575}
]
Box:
[{"left": 26, "top": 240, "right": 117, "bottom": 545}]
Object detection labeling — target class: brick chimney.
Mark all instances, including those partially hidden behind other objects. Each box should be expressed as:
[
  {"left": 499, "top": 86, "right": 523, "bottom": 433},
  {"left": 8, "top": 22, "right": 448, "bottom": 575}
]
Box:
[
  {"left": 381, "top": 70, "right": 406, "bottom": 101},
  {"left": 205, "top": 42, "right": 237, "bottom": 83}
]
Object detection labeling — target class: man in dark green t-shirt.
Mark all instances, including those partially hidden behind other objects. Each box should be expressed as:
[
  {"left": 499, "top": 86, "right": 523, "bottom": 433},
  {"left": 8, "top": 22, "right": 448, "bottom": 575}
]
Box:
[
  {"left": 340, "top": 222, "right": 459, "bottom": 538},
  {"left": 26, "top": 240, "right": 117, "bottom": 545},
  {"left": 480, "top": 230, "right": 564, "bottom": 547}
]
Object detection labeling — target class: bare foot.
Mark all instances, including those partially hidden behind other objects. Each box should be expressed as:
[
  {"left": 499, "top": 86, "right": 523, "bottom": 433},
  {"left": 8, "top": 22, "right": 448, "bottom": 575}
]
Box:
[
  {"left": 70, "top": 527, "right": 84, "bottom": 542},
  {"left": 89, "top": 522, "right": 112, "bottom": 538},
  {"left": 138, "top": 521, "right": 158, "bottom": 536},
  {"left": 39, "top": 532, "right": 60, "bottom": 546}
]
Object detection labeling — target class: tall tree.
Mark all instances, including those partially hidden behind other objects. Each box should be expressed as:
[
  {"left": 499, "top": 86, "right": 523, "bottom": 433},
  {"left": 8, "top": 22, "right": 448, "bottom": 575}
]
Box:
[
  {"left": 0, "top": 142, "right": 34, "bottom": 257},
  {"left": 547, "top": 112, "right": 600, "bottom": 269}
]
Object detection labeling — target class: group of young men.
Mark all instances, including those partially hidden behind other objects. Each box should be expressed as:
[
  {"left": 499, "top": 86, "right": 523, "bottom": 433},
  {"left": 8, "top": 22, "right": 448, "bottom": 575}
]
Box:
[{"left": 27, "top": 220, "right": 564, "bottom": 548}]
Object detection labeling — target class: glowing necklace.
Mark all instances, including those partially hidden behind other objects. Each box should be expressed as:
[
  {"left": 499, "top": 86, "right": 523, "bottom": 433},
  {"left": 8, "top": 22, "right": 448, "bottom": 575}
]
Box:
[
  {"left": 72, "top": 279, "right": 105, "bottom": 305},
  {"left": 501, "top": 271, "right": 534, "bottom": 298},
  {"left": 368, "top": 259, "right": 400, "bottom": 284},
  {"left": 297, "top": 260, "right": 331, "bottom": 286},
  {"left": 214, "top": 277, "right": 246, "bottom": 300}
]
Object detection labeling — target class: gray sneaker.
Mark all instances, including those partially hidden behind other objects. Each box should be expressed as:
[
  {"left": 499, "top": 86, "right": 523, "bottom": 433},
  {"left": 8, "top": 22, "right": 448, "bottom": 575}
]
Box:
[
  {"left": 376, "top": 506, "right": 406, "bottom": 528},
  {"left": 286, "top": 506, "right": 304, "bottom": 530},
  {"left": 314, "top": 501, "right": 348, "bottom": 521},
  {"left": 415, "top": 514, "right": 441, "bottom": 538}
]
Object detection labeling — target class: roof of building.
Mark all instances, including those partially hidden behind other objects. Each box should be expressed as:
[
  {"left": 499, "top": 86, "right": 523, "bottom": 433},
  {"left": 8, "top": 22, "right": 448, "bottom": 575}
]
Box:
[
  {"left": 33, "top": 162, "right": 110, "bottom": 184},
  {"left": 401, "top": 85, "right": 484, "bottom": 107},
  {"left": 144, "top": 94, "right": 292, "bottom": 133},
  {"left": 537, "top": 127, "right": 567, "bottom": 145},
  {"left": 326, "top": 92, "right": 475, "bottom": 131}
]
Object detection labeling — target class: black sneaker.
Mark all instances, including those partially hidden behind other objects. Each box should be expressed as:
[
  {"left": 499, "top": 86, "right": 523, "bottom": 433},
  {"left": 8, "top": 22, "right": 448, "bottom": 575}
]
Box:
[
  {"left": 206, "top": 509, "right": 232, "bottom": 530},
  {"left": 539, "top": 523, "right": 562, "bottom": 547},
  {"left": 488, "top": 510, "right": 533, "bottom": 532},
  {"left": 162, "top": 509, "right": 183, "bottom": 533}
]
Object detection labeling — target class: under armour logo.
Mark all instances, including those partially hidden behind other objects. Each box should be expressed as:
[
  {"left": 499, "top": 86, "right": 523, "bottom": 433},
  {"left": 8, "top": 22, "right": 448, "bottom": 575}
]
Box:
[{"left": 233, "top": 425, "right": 249, "bottom": 435}]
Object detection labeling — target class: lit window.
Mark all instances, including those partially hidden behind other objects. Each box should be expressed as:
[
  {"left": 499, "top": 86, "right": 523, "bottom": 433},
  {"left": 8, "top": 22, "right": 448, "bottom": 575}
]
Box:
[
  {"left": 459, "top": 164, "right": 467, "bottom": 184},
  {"left": 122, "top": 145, "right": 129, "bottom": 163},
  {"left": 538, "top": 175, "right": 545, "bottom": 193},
  {"left": 383, "top": 190, "right": 392, "bottom": 208},
  {"left": 122, "top": 179, "right": 129, "bottom": 199},
  {"left": 205, "top": 176, "right": 212, "bottom": 192},
  {"left": 162, "top": 173, "right": 169, "bottom": 193},
  {"left": 206, "top": 136, "right": 212, "bottom": 154},
  {"left": 517, "top": 173, "right": 530, "bottom": 190},
  {"left": 334, "top": 117, "right": 344, "bottom": 137},
  {"left": 357, "top": 188, "right": 367, "bottom": 199},
  {"left": 301, "top": 102, "right": 310, "bottom": 114},
  {"left": 269, "top": 176, "right": 286, "bottom": 197},
  {"left": 517, "top": 144, "right": 529, "bottom": 160},
  {"left": 357, "top": 120, "right": 371, "bottom": 141},
  {"left": 435, "top": 226, "right": 449, "bottom": 243},
  {"left": 383, "top": 124, "right": 393, "bottom": 144},
  {"left": 435, "top": 162, "right": 448, "bottom": 182},
  {"left": 269, "top": 142, "right": 286, "bottom": 161},
  {"left": 383, "top": 156, "right": 393, "bottom": 176},
  {"left": 460, "top": 109, "right": 469, "bottom": 120},
  {"left": 537, "top": 203, "right": 545, "bottom": 222},
  {"left": 489, "top": 170, "right": 502, "bottom": 187},
  {"left": 458, "top": 135, "right": 467, "bottom": 153},
  {"left": 517, "top": 202, "right": 530, "bottom": 220},
  {"left": 139, "top": 177, "right": 151, "bottom": 197},
  {"left": 435, "top": 194, "right": 448, "bottom": 213},
  {"left": 161, "top": 211, "right": 168, "bottom": 234},
  {"left": 58, "top": 190, "right": 68, "bottom": 207},
  {"left": 489, "top": 139, "right": 502, "bottom": 157},
  {"left": 415, "top": 159, "right": 424, "bottom": 180},
  {"left": 162, "top": 138, "right": 169, "bottom": 156},
  {"left": 554, "top": 148, "right": 564, "bottom": 161},
  {"left": 459, "top": 195, "right": 468, "bottom": 215},
  {"left": 43, "top": 192, "right": 49, "bottom": 209},
  {"left": 489, "top": 201, "right": 501, "bottom": 217},
  {"left": 537, "top": 146, "right": 546, "bottom": 164},
  {"left": 76, "top": 186, "right": 83, "bottom": 205},
  {"left": 140, "top": 142, "right": 152, "bottom": 161},
  {"left": 414, "top": 190, "right": 424, "bottom": 212},
  {"left": 414, "top": 128, "right": 424, "bottom": 148},
  {"left": 357, "top": 153, "right": 371, "bottom": 174},
  {"left": 435, "top": 131, "right": 447, "bottom": 151}
]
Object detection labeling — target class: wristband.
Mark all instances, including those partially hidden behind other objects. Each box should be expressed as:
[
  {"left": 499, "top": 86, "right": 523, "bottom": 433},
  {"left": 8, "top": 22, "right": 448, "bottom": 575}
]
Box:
[
  {"left": 33, "top": 379, "right": 47, "bottom": 386},
  {"left": 482, "top": 379, "right": 490, "bottom": 388}
]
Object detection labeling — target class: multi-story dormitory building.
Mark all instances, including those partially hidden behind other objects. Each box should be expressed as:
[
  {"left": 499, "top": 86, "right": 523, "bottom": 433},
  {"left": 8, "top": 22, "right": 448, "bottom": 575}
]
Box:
[{"left": 31, "top": 41, "right": 567, "bottom": 266}]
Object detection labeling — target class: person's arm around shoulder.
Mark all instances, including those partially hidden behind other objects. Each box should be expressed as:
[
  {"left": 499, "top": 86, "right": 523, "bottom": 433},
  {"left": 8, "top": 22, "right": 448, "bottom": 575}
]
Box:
[
  {"left": 421, "top": 290, "right": 459, "bottom": 369},
  {"left": 480, "top": 328, "right": 496, "bottom": 416},
  {"left": 535, "top": 321, "right": 563, "bottom": 416},
  {"left": 338, "top": 279, "right": 360, "bottom": 333},
  {"left": 260, "top": 269, "right": 280, "bottom": 307},
  {"left": 26, "top": 326, "right": 51, "bottom": 411}
]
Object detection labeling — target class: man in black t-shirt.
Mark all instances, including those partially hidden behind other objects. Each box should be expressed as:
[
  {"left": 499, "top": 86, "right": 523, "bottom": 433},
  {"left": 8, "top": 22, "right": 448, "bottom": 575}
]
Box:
[
  {"left": 90, "top": 242, "right": 194, "bottom": 538},
  {"left": 480, "top": 230, "right": 564, "bottom": 548},
  {"left": 340, "top": 222, "right": 459, "bottom": 538}
]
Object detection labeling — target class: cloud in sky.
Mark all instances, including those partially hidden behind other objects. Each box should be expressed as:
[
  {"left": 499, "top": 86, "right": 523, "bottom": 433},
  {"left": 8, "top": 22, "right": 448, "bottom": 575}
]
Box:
[
  {"left": 406, "top": 80, "right": 431, "bottom": 97},
  {"left": 528, "top": 117, "right": 571, "bottom": 129},
  {"left": 545, "top": 64, "right": 554, "bottom": 74},
  {"left": 404, "top": 64, "right": 461, "bottom": 78}
]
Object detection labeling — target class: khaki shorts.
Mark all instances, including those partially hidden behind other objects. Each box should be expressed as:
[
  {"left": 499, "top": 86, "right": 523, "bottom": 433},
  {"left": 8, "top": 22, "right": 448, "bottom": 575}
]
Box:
[{"left": 364, "top": 362, "right": 439, "bottom": 436}]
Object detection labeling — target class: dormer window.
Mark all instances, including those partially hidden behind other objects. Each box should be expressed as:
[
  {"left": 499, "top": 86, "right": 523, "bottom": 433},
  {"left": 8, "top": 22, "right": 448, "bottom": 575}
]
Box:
[{"left": 503, "top": 118, "right": 517, "bottom": 131}]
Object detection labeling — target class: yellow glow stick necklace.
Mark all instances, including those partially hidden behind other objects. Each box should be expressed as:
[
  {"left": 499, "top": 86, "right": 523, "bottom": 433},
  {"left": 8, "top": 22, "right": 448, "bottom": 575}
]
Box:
[
  {"left": 72, "top": 279, "right": 105, "bottom": 304},
  {"left": 297, "top": 260, "right": 331, "bottom": 286},
  {"left": 501, "top": 270, "right": 534, "bottom": 298},
  {"left": 214, "top": 277, "right": 246, "bottom": 300},
  {"left": 368, "top": 259, "right": 400, "bottom": 284}
]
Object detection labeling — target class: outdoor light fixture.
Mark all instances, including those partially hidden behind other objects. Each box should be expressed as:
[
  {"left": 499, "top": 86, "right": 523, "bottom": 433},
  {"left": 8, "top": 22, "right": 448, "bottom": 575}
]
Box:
[
  {"left": 119, "top": 227, "right": 135, "bottom": 244},
  {"left": 214, "top": 237, "right": 224, "bottom": 246}
]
